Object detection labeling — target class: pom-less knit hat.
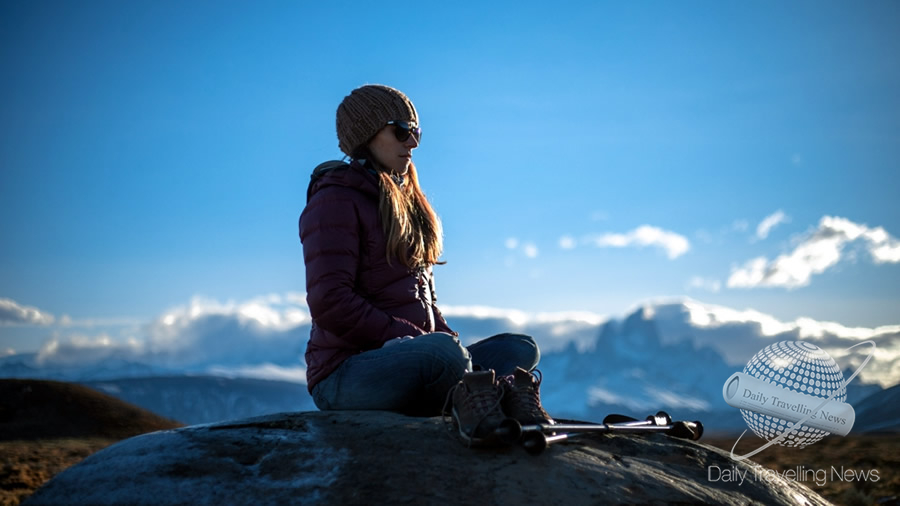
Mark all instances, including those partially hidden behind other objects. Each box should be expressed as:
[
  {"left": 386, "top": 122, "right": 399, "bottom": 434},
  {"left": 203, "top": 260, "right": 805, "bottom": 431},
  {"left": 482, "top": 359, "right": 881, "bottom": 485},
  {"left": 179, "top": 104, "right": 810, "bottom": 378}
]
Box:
[{"left": 336, "top": 84, "right": 418, "bottom": 157}]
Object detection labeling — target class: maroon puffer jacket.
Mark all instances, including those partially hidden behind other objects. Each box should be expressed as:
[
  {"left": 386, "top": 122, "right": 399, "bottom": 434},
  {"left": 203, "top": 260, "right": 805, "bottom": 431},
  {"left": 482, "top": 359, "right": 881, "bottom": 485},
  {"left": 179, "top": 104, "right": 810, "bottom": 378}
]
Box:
[{"left": 299, "top": 160, "right": 456, "bottom": 392}]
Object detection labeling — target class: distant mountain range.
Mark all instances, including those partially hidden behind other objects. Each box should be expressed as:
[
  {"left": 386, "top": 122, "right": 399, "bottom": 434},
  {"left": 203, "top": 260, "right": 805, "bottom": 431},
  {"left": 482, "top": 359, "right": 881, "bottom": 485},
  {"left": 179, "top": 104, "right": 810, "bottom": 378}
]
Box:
[
  {"left": 852, "top": 383, "right": 900, "bottom": 433},
  {"left": 83, "top": 376, "right": 314, "bottom": 425},
  {"left": 2, "top": 299, "right": 897, "bottom": 432}
]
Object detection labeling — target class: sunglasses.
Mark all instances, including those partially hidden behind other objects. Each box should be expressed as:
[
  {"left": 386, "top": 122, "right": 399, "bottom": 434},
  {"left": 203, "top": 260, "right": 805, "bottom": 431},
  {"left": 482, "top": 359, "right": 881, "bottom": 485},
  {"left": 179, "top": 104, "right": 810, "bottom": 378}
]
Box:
[{"left": 386, "top": 120, "right": 422, "bottom": 143}]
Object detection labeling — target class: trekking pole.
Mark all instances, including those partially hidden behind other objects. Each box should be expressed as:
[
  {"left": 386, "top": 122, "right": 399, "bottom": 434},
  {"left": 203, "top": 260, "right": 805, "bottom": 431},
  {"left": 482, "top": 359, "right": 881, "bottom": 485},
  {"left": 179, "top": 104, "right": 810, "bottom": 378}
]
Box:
[
  {"left": 520, "top": 420, "right": 701, "bottom": 437},
  {"left": 493, "top": 418, "right": 523, "bottom": 443},
  {"left": 520, "top": 431, "right": 585, "bottom": 455},
  {"left": 519, "top": 420, "right": 704, "bottom": 456},
  {"left": 500, "top": 410, "right": 670, "bottom": 443},
  {"left": 602, "top": 411, "right": 672, "bottom": 427}
]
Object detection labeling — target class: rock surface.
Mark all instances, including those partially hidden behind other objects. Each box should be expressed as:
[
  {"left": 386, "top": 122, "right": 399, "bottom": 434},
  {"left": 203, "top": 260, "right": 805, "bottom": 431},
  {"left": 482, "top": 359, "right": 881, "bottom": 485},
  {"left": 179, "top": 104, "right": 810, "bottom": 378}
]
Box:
[{"left": 26, "top": 411, "right": 831, "bottom": 505}]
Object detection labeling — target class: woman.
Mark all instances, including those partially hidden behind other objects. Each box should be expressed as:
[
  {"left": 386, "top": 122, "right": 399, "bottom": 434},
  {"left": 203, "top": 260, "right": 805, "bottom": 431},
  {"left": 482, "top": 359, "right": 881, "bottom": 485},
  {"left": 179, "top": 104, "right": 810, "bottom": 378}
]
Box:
[{"left": 299, "top": 84, "right": 552, "bottom": 445}]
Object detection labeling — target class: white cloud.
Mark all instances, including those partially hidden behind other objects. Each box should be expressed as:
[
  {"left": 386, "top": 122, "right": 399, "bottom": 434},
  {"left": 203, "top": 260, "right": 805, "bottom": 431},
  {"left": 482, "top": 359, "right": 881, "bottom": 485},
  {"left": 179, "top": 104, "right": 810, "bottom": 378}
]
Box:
[
  {"left": 440, "top": 305, "right": 532, "bottom": 326},
  {"left": 586, "top": 225, "right": 690, "bottom": 259},
  {"left": 756, "top": 210, "right": 789, "bottom": 240},
  {"left": 677, "top": 299, "right": 803, "bottom": 337},
  {"left": 56, "top": 315, "right": 144, "bottom": 328},
  {"left": 686, "top": 276, "right": 721, "bottom": 293},
  {"left": 36, "top": 334, "right": 144, "bottom": 366},
  {"left": 205, "top": 363, "right": 307, "bottom": 383},
  {"left": 867, "top": 227, "right": 900, "bottom": 263},
  {"left": 0, "top": 298, "right": 144, "bottom": 329},
  {"left": 504, "top": 237, "right": 539, "bottom": 259},
  {"left": 646, "top": 387, "right": 711, "bottom": 411},
  {"left": 153, "top": 293, "right": 310, "bottom": 335},
  {"left": 728, "top": 216, "right": 900, "bottom": 289},
  {"left": 726, "top": 257, "right": 771, "bottom": 288},
  {"left": 440, "top": 305, "right": 606, "bottom": 327},
  {"left": 559, "top": 236, "right": 577, "bottom": 250},
  {"left": 0, "top": 298, "right": 55, "bottom": 326},
  {"left": 588, "top": 387, "right": 647, "bottom": 412},
  {"left": 440, "top": 304, "right": 607, "bottom": 352}
]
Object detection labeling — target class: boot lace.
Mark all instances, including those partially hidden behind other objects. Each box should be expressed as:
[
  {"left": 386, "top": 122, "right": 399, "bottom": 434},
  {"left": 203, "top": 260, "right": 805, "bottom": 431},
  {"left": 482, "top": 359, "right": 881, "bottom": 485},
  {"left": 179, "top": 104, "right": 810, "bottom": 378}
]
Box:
[
  {"left": 502, "top": 369, "right": 551, "bottom": 423},
  {"left": 442, "top": 382, "right": 505, "bottom": 446}
]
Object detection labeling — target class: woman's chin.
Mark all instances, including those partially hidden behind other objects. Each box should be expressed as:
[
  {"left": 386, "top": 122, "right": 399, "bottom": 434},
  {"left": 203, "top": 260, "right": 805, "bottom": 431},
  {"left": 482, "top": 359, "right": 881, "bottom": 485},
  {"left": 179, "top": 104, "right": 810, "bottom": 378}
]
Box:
[{"left": 393, "top": 162, "right": 410, "bottom": 175}]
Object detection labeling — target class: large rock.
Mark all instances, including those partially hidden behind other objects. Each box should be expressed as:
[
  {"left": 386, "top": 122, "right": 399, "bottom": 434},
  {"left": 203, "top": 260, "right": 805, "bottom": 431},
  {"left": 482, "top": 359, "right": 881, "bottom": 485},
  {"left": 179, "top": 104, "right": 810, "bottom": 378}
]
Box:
[{"left": 26, "top": 411, "right": 830, "bottom": 505}]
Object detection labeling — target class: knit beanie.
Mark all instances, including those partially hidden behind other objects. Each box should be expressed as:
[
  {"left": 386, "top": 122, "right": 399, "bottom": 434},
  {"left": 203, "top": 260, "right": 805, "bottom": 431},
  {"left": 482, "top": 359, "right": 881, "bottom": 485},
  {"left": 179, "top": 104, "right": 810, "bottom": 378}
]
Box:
[{"left": 336, "top": 84, "right": 419, "bottom": 157}]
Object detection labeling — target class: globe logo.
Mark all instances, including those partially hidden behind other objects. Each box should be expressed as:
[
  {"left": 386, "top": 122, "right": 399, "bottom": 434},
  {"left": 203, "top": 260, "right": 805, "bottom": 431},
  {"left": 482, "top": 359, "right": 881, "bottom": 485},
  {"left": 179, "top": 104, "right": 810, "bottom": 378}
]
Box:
[
  {"left": 740, "top": 341, "right": 845, "bottom": 448},
  {"left": 723, "top": 339, "right": 875, "bottom": 461}
]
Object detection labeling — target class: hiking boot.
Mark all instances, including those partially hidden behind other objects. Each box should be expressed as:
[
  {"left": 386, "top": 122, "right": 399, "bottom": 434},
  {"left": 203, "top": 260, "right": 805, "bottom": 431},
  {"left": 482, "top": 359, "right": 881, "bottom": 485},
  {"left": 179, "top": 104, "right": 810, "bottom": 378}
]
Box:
[
  {"left": 447, "top": 370, "right": 508, "bottom": 446},
  {"left": 500, "top": 367, "right": 555, "bottom": 426}
]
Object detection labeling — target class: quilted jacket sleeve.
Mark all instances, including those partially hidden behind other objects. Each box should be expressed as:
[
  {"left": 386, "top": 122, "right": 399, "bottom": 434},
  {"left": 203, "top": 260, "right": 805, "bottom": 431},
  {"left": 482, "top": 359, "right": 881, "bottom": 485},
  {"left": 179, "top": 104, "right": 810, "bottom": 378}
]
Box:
[{"left": 300, "top": 189, "right": 426, "bottom": 348}]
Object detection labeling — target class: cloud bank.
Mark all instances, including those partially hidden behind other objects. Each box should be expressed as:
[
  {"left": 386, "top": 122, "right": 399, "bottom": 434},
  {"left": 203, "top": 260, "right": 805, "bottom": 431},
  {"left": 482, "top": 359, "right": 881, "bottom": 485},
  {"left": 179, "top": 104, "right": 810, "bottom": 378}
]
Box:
[
  {"left": 729, "top": 216, "right": 900, "bottom": 289},
  {"left": 20, "top": 294, "right": 312, "bottom": 382},
  {"left": 0, "top": 298, "right": 55, "bottom": 326}
]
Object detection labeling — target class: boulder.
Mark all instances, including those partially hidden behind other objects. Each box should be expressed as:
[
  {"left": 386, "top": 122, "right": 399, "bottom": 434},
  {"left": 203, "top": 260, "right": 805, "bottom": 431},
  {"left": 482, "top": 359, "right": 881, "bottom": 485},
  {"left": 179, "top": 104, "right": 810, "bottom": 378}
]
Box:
[{"left": 26, "top": 411, "right": 830, "bottom": 505}]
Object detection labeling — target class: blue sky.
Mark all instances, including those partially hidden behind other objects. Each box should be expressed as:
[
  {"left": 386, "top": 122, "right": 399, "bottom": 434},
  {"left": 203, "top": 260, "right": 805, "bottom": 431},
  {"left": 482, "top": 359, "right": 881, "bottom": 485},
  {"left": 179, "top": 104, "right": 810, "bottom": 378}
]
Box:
[{"left": 2, "top": 1, "right": 899, "bottom": 354}]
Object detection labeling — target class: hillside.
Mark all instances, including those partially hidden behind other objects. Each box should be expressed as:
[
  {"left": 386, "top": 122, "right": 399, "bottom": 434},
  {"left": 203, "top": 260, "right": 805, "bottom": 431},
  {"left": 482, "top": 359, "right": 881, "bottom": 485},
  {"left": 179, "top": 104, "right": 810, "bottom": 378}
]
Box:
[
  {"left": 0, "top": 379, "right": 182, "bottom": 441},
  {"left": 1, "top": 379, "right": 184, "bottom": 505}
]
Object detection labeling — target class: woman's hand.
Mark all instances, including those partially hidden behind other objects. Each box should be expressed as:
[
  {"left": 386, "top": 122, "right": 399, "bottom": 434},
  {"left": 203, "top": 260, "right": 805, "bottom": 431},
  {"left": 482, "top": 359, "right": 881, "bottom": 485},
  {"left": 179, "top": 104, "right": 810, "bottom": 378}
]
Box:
[{"left": 382, "top": 336, "right": 414, "bottom": 348}]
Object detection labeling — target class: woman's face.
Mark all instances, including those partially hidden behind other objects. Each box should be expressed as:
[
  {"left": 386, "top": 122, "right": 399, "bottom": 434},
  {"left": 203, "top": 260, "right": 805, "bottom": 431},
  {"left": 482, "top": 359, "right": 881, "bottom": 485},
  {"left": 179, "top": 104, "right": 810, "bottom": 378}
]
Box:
[{"left": 367, "top": 121, "right": 420, "bottom": 175}]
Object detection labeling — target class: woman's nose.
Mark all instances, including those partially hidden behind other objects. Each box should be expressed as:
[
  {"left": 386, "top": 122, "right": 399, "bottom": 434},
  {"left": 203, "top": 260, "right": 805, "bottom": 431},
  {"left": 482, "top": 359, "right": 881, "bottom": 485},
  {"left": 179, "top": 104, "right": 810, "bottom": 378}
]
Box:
[{"left": 404, "top": 133, "right": 419, "bottom": 149}]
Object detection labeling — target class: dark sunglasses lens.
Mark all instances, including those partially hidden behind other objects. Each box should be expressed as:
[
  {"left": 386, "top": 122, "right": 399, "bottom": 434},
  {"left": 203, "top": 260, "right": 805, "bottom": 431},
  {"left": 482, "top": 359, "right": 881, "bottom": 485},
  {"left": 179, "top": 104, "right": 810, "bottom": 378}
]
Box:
[
  {"left": 393, "top": 125, "right": 410, "bottom": 142},
  {"left": 393, "top": 123, "right": 421, "bottom": 142}
]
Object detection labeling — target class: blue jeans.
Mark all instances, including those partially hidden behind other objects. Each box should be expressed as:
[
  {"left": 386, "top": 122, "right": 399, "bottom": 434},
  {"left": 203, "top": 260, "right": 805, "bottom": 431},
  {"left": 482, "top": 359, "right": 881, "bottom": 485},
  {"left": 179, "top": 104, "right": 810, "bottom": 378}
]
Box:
[{"left": 310, "top": 332, "right": 540, "bottom": 416}]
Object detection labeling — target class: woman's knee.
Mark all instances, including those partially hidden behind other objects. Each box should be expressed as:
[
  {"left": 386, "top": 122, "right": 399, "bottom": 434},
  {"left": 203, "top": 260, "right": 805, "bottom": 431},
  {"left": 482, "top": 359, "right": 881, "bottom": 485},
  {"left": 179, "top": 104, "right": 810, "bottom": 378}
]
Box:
[
  {"left": 415, "top": 332, "right": 471, "bottom": 370},
  {"left": 494, "top": 332, "right": 537, "bottom": 346},
  {"left": 467, "top": 332, "right": 541, "bottom": 374},
  {"left": 494, "top": 333, "right": 540, "bottom": 360}
]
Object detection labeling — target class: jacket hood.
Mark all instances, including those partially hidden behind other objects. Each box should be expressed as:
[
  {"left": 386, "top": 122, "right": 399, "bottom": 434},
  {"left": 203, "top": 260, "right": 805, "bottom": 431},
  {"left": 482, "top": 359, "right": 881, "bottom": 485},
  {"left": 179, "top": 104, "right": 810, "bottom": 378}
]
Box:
[{"left": 306, "top": 160, "right": 380, "bottom": 202}]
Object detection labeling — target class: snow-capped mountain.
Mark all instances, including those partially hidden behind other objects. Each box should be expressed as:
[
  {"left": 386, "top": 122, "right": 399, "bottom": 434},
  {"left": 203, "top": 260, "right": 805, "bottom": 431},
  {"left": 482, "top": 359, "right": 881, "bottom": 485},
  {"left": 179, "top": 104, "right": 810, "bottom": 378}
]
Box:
[{"left": 537, "top": 307, "right": 738, "bottom": 424}]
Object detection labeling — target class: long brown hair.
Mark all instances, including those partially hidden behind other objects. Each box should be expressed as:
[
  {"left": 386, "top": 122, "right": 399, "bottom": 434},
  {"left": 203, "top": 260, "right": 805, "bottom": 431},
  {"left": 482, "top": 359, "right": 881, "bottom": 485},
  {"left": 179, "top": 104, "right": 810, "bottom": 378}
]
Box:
[{"left": 375, "top": 162, "right": 444, "bottom": 269}]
